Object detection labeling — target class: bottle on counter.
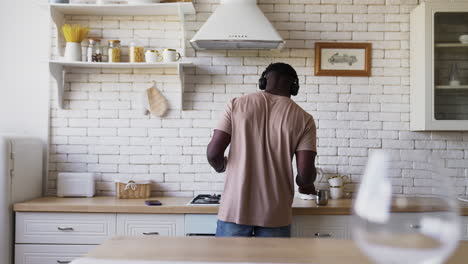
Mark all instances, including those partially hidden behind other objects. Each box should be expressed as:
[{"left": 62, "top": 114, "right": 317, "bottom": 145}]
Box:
[
  {"left": 129, "top": 42, "right": 145, "bottom": 63},
  {"left": 87, "top": 38, "right": 103, "bottom": 62},
  {"left": 108, "top": 40, "right": 121, "bottom": 63}
]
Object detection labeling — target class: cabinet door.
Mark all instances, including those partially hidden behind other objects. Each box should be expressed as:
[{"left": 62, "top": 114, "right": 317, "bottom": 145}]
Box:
[
  {"left": 433, "top": 12, "right": 468, "bottom": 123},
  {"left": 117, "top": 214, "right": 185, "bottom": 237},
  {"left": 15, "top": 244, "right": 94, "bottom": 264},
  {"left": 16, "top": 212, "right": 116, "bottom": 244},
  {"left": 292, "top": 215, "right": 350, "bottom": 239},
  {"left": 184, "top": 214, "right": 217, "bottom": 236},
  {"left": 462, "top": 216, "right": 468, "bottom": 241}
]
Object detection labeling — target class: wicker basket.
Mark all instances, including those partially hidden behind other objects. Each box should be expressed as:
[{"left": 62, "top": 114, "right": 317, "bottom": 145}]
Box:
[{"left": 116, "top": 180, "right": 150, "bottom": 199}]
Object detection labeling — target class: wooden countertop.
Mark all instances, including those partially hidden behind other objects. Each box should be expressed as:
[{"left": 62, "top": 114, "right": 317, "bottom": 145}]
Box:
[
  {"left": 72, "top": 236, "right": 468, "bottom": 264},
  {"left": 13, "top": 196, "right": 468, "bottom": 215}
]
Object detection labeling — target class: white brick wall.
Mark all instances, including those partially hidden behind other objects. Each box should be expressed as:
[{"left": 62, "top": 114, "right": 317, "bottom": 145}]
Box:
[{"left": 47, "top": 0, "right": 468, "bottom": 197}]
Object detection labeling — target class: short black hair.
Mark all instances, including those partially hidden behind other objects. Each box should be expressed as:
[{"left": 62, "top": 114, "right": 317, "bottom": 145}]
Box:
[{"left": 263, "top": 62, "right": 298, "bottom": 81}]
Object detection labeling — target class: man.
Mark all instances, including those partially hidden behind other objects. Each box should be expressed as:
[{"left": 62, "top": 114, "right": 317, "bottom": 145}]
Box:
[{"left": 207, "top": 63, "right": 318, "bottom": 238}]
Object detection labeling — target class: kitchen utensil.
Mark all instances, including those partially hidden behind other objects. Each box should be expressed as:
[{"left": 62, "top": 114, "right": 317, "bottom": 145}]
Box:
[
  {"left": 145, "top": 50, "right": 162, "bottom": 63},
  {"left": 328, "top": 175, "right": 349, "bottom": 187},
  {"left": 57, "top": 173, "right": 96, "bottom": 197},
  {"left": 353, "top": 151, "right": 460, "bottom": 264},
  {"left": 329, "top": 186, "right": 344, "bottom": 200},
  {"left": 162, "top": 48, "right": 181, "bottom": 62},
  {"left": 315, "top": 190, "right": 329, "bottom": 205},
  {"left": 459, "top": 34, "right": 468, "bottom": 43}
]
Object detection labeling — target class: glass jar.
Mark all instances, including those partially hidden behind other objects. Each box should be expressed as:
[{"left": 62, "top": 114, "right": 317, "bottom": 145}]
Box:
[
  {"left": 87, "top": 38, "right": 103, "bottom": 62},
  {"left": 129, "top": 42, "right": 145, "bottom": 63},
  {"left": 108, "top": 40, "right": 121, "bottom": 63}
]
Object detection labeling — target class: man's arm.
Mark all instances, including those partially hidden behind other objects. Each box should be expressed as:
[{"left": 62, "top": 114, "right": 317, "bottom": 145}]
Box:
[
  {"left": 295, "top": 150, "right": 317, "bottom": 195},
  {"left": 207, "top": 130, "right": 231, "bottom": 173}
]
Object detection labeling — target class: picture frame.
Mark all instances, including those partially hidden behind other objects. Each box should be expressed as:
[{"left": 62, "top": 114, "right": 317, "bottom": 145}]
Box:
[{"left": 314, "top": 42, "right": 372, "bottom": 77}]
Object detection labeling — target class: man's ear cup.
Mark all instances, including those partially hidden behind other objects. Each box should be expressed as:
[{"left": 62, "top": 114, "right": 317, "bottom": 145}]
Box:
[{"left": 259, "top": 77, "right": 267, "bottom": 90}]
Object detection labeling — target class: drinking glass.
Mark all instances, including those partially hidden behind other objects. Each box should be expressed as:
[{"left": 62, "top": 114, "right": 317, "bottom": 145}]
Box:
[{"left": 352, "top": 151, "right": 460, "bottom": 264}]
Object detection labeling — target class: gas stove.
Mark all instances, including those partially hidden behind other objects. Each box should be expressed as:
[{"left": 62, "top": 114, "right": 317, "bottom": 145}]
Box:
[{"left": 188, "top": 194, "right": 221, "bottom": 206}]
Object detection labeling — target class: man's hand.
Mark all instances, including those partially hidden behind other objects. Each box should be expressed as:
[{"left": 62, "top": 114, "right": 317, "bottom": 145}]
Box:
[
  {"left": 295, "top": 150, "right": 317, "bottom": 195},
  {"left": 207, "top": 130, "right": 231, "bottom": 173}
]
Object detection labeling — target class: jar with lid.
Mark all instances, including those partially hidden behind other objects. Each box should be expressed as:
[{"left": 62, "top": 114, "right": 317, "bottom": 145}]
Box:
[
  {"left": 108, "top": 40, "right": 121, "bottom": 63},
  {"left": 129, "top": 42, "right": 145, "bottom": 63},
  {"left": 87, "top": 38, "right": 103, "bottom": 62}
]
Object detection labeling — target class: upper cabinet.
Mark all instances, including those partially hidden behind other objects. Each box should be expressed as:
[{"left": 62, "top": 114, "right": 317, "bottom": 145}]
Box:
[{"left": 410, "top": 1, "right": 468, "bottom": 131}]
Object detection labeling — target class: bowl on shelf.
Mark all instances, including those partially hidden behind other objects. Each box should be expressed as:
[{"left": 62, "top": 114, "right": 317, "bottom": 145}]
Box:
[{"left": 458, "top": 35, "right": 468, "bottom": 44}]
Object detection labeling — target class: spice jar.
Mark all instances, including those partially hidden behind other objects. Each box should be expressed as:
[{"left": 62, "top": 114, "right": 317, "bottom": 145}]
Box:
[
  {"left": 108, "top": 40, "right": 121, "bottom": 63},
  {"left": 129, "top": 42, "right": 145, "bottom": 63},
  {"left": 87, "top": 38, "right": 103, "bottom": 62}
]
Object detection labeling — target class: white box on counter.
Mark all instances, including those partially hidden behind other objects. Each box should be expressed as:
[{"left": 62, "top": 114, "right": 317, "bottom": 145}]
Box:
[{"left": 57, "top": 173, "right": 96, "bottom": 198}]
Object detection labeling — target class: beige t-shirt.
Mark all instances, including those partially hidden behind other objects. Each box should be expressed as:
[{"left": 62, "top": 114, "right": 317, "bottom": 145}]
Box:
[{"left": 216, "top": 91, "right": 317, "bottom": 227}]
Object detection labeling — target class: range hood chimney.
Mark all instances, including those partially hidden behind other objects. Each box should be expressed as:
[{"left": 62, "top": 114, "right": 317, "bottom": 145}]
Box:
[{"left": 190, "top": 0, "right": 285, "bottom": 50}]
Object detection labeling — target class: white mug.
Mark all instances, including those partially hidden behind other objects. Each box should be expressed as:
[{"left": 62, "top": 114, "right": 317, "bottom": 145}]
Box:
[
  {"left": 328, "top": 175, "right": 349, "bottom": 187},
  {"left": 145, "top": 50, "right": 162, "bottom": 63},
  {"left": 162, "top": 48, "right": 181, "bottom": 62},
  {"left": 330, "top": 186, "right": 344, "bottom": 200}
]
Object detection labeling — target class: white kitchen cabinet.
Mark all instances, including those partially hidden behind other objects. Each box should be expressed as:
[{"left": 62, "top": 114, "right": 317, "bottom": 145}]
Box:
[
  {"left": 461, "top": 216, "right": 468, "bottom": 240},
  {"left": 184, "top": 214, "right": 218, "bottom": 236},
  {"left": 117, "top": 214, "right": 185, "bottom": 237},
  {"left": 410, "top": 1, "right": 468, "bottom": 130},
  {"left": 15, "top": 212, "right": 116, "bottom": 244},
  {"left": 15, "top": 244, "right": 94, "bottom": 264},
  {"left": 292, "top": 215, "right": 351, "bottom": 239}
]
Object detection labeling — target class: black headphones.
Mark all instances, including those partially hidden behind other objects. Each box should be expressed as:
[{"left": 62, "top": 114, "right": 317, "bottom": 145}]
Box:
[{"left": 258, "top": 68, "right": 300, "bottom": 96}]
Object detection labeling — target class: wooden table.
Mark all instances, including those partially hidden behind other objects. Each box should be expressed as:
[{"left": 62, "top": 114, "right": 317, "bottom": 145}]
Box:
[{"left": 71, "top": 236, "right": 468, "bottom": 264}]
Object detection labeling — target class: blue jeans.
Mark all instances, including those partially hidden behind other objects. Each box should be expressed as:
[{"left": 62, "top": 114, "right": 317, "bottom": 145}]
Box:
[{"left": 216, "top": 220, "right": 291, "bottom": 238}]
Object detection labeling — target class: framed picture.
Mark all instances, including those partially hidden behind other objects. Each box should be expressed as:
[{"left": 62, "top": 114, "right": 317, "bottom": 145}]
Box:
[{"left": 314, "top": 42, "right": 372, "bottom": 77}]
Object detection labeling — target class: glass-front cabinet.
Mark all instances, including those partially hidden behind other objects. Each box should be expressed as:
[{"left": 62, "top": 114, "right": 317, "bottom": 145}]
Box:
[{"left": 410, "top": 1, "right": 468, "bottom": 130}]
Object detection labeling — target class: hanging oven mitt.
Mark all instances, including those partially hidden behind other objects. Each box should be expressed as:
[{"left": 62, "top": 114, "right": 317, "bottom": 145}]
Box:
[{"left": 140, "top": 82, "right": 168, "bottom": 117}]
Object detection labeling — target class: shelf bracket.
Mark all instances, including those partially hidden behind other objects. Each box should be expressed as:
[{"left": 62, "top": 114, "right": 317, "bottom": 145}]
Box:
[
  {"left": 177, "top": 3, "right": 187, "bottom": 57},
  {"left": 49, "top": 62, "right": 65, "bottom": 109},
  {"left": 178, "top": 63, "right": 185, "bottom": 110}
]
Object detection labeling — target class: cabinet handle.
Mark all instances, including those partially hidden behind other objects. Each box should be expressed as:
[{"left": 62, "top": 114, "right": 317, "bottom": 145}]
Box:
[
  {"left": 57, "top": 227, "right": 74, "bottom": 231},
  {"left": 186, "top": 233, "right": 216, "bottom": 236},
  {"left": 142, "top": 232, "right": 159, "bottom": 235},
  {"left": 57, "top": 261, "right": 71, "bottom": 264},
  {"left": 314, "top": 233, "right": 331, "bottom": 237},
  {"left": 410, "top": 224, "right": 421, "bottom": 229}
]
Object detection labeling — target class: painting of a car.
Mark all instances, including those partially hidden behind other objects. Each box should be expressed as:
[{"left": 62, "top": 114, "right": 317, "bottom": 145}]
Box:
[{"left": 328, "top": 53, "right": 358, "bottom": 66}]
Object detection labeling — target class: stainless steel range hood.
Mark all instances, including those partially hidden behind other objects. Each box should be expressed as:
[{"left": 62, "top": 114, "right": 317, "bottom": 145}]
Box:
[{"left": 190, "top": 0, "right": 285, "bottom": 50}]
